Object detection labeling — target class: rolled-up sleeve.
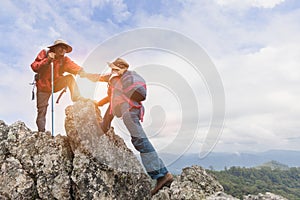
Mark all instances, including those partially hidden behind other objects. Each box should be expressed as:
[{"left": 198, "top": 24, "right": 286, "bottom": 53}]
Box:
[{"left": 63, "top": 57, "right": 83, "bottom": 75}]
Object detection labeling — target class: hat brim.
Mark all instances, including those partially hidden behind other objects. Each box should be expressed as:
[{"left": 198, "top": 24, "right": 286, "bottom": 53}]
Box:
[
  {"left": 107, "top": 62, "right": 123, "bottom": 70},
  {"left": 48, "top": 43, "right": 72, "bottom": 53}
]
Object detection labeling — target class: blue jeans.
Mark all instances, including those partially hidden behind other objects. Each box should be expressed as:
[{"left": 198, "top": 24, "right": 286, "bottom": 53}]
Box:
[{"left": 120, "top": 103, "right": 168, "bottom": 179}]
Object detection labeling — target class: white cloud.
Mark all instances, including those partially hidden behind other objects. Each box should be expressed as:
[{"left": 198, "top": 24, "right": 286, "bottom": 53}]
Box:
[
  {"left": 215, "top": 0, "right": 285, "bottom": 9},
  {"left": 1, "top": 0, "right": 300, "bottom": 154},
  {"left": 111, "top": 0, "right": 131, "bottom": 23},
  {"left": 91, "top": 0, "right": 109, "bottom": 8},
  {"left": 253, "top": 0, "right": 285, "bottom": 8},
  {"left": 0, "top": 62, "right": 36, "bottom": 129},
  {"left": 216, "top": 43, "right": 300, "bottom": 152}
]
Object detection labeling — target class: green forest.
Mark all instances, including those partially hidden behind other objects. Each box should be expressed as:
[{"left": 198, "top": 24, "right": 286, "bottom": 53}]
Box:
[{"left": 209, "top": 163, "right": 300, "bottom": 200}]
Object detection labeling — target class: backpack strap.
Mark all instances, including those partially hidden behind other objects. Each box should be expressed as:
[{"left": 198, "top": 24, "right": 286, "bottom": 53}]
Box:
[
  {"left": 122, "top": 94, "right": 144, "bottom": 122},
  {"left": 121, "top": 73, "right": 145, "bottom": 121},
  {"left": 123, "top": 81, "right": 146, "bottom": 93},
  {"left": 109, "top": 73, "right": 145, "bottom": 122},
  {"left": 109, "top": 84, "right": 144, "bottom": 122},
  {"left": 29, "top": 75, "right": 36, "bottom": 100},
  {"left": 109, "top": 86, "right": 114, "bottom": 115}
]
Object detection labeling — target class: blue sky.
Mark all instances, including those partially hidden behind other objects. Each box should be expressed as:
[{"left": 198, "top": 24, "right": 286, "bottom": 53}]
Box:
[{"left": 1, "top": 0, "right": 300, "bottom": 156}]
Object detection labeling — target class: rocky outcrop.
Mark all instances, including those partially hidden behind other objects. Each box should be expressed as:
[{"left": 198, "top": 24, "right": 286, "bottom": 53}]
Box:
[
  {"left": 151, "top": 165, "right": 288, "bottom": 200},
  {"left": 152, "top": 165, "right": 226, "bottom": 200},
  {"left": 207, "top": 191, "right": 239, "bottom": 200},
  {"left": 0, "top": 100, "right": 290, "bottom": 200},
  {"left": 0, "top": 100, "right": 151, "bottom": 200},
  {"left": 65, "top": 100, "right": 151, "bottom": 199},
  {"left": 243, "top": 192, "right": 288, "bottom": 200},
  {"left": 0, "top": 121, "right": 73, "bottom": 200}
]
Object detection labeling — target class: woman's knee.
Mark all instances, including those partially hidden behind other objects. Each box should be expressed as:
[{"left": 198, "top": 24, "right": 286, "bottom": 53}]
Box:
[{"left": 131, "top": 137, "right": 154, "bottom": 153}]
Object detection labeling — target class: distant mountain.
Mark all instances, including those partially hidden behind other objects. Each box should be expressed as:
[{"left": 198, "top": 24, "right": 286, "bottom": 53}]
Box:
[
  {"left": 161, "top": 150, "right": 300, "bottom": 173},
  {"left": 256, "top": 160, "right": 289, "bottom": 170}
]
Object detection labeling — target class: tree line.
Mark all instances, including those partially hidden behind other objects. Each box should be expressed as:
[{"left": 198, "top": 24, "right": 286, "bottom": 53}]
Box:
[{"left": 208, "top": 165, "right": 300, "bottom": 199}]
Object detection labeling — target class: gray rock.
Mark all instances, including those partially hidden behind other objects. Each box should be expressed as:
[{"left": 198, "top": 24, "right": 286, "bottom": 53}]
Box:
[
  {"left": 65, "top": 100, "right": 151, "bottom": 199},
  {"left": 0, "top": 121, "right": 73, "bottom": 199},
  {"left": 0, "top": 100, "right": 151, "bottom": 199},
  {"left": 0, "top": 102, "right": 290, "bottom": 200},
  {"left": 65, "top": 100, "right": 144, "bottom": 173},
  {"left": 152, "top": 165, "right": 224, "bottom": 200},
  {"left": 243, "top": 192, "right": 288, "bottom": 200},
  {"left": 34, "top": 133, "right": 73, "bottom": 200},
  {"left": 0, "top": 120, "right": 9, "bottom": 165},
  {"left": 207, "top": 191, "right": 239, "bottom": 200},
  {"left": 0, "top": 156, "right": 35, "bottom": 200}
]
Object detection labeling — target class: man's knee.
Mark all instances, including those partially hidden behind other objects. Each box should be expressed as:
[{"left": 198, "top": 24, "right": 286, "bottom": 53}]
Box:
[{"left": 64, "top": 74, "right": 75, "bottom": 84}]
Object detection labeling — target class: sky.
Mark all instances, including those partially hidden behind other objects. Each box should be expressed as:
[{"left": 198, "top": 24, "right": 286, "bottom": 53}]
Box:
[{"left": 1, "top": 0, "right": 300, "bottom": 158}]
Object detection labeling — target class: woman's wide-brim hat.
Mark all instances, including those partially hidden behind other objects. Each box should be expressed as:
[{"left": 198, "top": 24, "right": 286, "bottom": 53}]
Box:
[
  {"left": 107, "top": 58, "right": 129, "bottom": 70},
  {"left": 48, "top": 39, "right": 72, "bottom": 53}
]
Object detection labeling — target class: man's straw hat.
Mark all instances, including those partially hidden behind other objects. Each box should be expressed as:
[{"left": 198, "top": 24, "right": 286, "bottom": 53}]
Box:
[{"left": 48, "top": 39, "right": 72, "bottom": 53}]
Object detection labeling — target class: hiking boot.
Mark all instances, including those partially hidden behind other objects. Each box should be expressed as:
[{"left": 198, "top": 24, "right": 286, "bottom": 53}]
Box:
[{"left": 151, "top": 172, "right": 174, "bottom": 196}]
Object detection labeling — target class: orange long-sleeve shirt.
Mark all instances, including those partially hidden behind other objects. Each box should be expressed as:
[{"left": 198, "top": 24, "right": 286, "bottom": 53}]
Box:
[{"left": 31, "top": 49, "right": 82, "bottom": 92}]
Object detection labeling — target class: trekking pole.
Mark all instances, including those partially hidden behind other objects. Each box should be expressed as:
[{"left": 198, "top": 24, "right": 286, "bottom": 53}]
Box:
[{"left": 51, "top": 62, "right": 54, "bottom": 137}]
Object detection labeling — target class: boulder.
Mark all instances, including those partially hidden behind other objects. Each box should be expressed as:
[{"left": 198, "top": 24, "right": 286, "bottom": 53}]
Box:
[
  {"left": 0, "top": 120, "right": 72, "bottom": 199},
  {"left": 0, "top": 100, "right": 151, "bottom": 200},
  {"left": 152, "top": 165, "right": 224, "bottom": 199},
  {"left": 65, "top": 100, "right": 151, "bottom": 199},
  {"left": 243, "top": 192, "right": 288, "bottom": 200}
]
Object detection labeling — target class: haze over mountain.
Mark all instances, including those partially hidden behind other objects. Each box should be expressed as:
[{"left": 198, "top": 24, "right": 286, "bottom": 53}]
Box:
[{"left": 162, "top": 150, "right": 300, "bottom": 173}]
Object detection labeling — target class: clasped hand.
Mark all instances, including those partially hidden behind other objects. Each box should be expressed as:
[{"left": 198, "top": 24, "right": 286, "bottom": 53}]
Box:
[{"left": 48, "top": 52, "right": 56, "bottom": 60}]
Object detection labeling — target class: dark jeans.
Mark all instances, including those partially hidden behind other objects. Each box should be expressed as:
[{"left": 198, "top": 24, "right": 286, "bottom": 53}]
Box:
[
  {"left": 36, "top": 91, "right": 51, "bottom": 132},
  {"left": 119, "top": 103, "right": 168, "bottom": 179},
  {"left": 36, "top": 75, "right": 80, "bottom": 131}
]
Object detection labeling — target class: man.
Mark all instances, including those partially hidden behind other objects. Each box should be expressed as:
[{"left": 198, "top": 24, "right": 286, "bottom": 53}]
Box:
[
  {"left": 81, "top": 58, "right": 173, "bottom": 195},
  {"left": 31, "top": 39, "right": 85, "bottom": 132}
]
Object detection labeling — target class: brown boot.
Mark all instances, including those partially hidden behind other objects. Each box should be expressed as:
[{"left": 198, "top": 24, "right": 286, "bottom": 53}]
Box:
[{"left": 151, "top": 172, "right": 174, "bottom": 196}]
